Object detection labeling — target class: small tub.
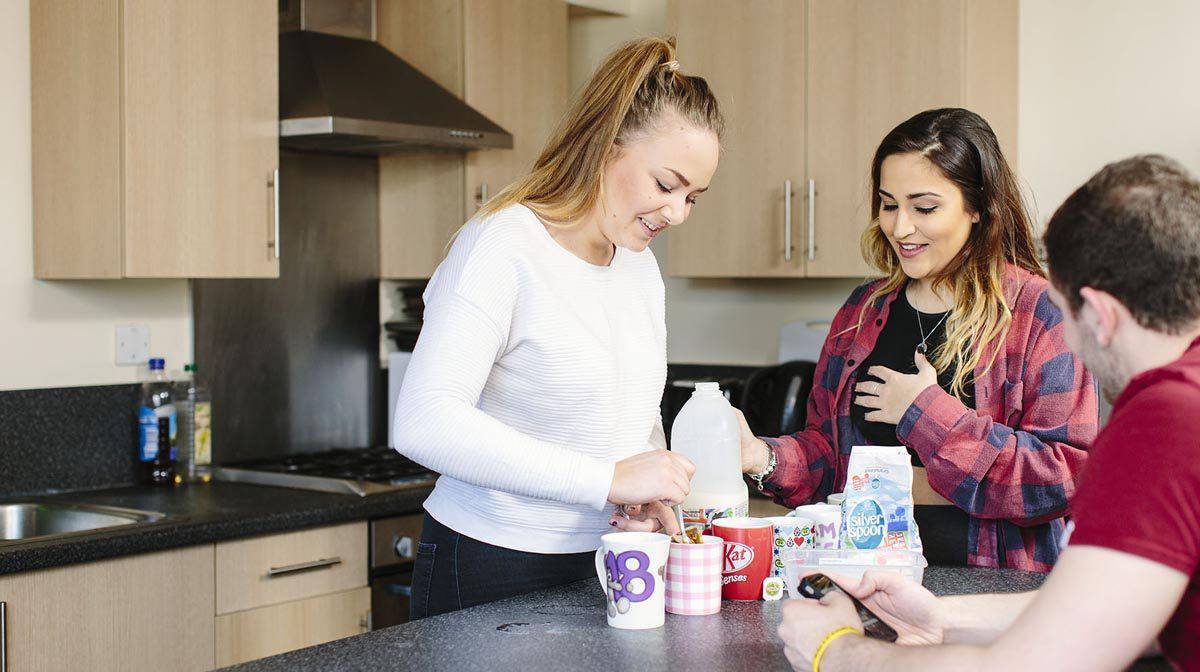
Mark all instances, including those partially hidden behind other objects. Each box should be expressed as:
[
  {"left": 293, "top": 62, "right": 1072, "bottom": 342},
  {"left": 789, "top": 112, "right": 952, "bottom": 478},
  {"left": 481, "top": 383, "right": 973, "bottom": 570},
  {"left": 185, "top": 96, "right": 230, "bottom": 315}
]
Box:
[{"left": 781, "top": 546, "right": 927, "bottom": 596}]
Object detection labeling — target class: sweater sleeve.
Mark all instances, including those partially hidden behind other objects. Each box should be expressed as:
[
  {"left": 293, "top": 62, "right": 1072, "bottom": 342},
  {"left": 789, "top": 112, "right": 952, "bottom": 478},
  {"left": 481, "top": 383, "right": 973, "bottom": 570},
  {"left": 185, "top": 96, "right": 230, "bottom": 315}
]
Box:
[
  {"left": 897, "top": 290, "right": 1098, "bottom": 526},
  {"left": 392, "top": 233, "right": 616, "bottom": 511}
]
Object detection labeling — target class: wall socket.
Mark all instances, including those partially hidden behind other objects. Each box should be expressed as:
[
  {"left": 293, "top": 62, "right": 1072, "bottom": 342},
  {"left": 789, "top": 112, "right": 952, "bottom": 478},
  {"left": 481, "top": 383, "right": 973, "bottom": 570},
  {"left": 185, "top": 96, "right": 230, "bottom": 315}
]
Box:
[{"left": 116, "top": 325, "right": 150, "bottom": 366}]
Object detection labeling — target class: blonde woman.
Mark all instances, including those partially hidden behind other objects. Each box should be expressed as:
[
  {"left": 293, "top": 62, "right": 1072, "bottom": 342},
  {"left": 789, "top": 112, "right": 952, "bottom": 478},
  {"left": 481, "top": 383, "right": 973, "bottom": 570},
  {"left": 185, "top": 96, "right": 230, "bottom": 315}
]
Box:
[
  {"left": 739, "top": 108, "right": 1099, "bottom": 571},
  {"left": 393, "top": 38, "right": 722, "bottom": 619}
]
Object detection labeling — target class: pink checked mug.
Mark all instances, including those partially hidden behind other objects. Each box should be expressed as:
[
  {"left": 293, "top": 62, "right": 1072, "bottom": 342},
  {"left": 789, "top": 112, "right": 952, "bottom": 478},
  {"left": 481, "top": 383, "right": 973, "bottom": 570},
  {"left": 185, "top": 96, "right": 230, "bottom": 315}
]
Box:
[{"left": 665, "top": 535, "right": 723, "bottom": 616}]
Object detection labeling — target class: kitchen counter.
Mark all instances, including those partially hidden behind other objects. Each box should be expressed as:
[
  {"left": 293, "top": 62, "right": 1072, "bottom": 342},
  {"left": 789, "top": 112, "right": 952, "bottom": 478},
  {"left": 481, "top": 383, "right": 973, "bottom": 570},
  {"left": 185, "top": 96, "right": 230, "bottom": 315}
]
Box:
[
  {"left": 0, "top": 481, "right": 432, "bottom": 575},
  {"left": 218, "top": 567, "right": 1173, "bottom": 672}
]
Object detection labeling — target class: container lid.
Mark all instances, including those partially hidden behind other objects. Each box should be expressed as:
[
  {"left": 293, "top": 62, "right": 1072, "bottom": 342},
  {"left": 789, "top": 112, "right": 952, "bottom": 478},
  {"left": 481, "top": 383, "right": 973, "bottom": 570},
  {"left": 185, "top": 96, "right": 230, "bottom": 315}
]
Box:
[
  {"left": 148, "top": 358, "right": 165, "bottom": 370},
  {"left": 184, "top": 363, "right": 196, "bottom": 373},
  {"left": 693, "top": 381, "right": 721, "bottom": 394}
]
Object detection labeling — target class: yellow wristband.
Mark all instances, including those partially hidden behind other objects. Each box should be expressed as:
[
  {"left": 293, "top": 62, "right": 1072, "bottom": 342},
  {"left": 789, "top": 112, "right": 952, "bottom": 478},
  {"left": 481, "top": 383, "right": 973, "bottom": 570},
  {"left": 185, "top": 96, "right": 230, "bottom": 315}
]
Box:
[{"left": 812, "top": 626, "right": 860, "bottom": 672}]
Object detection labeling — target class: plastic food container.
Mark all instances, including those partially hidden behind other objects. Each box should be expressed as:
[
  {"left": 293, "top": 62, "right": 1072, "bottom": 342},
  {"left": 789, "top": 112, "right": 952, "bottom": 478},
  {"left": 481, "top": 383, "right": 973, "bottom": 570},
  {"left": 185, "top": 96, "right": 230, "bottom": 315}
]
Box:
[{"left": 781, "top": 547, "right": 927, "bottom": 596}]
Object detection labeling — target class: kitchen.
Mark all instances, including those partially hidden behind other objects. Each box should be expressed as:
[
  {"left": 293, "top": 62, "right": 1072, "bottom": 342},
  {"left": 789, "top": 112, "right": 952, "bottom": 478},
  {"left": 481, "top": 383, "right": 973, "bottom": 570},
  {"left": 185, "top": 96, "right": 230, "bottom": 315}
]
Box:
[{"left": 2, "top": 0, "right": 1198, "bottom": 670}]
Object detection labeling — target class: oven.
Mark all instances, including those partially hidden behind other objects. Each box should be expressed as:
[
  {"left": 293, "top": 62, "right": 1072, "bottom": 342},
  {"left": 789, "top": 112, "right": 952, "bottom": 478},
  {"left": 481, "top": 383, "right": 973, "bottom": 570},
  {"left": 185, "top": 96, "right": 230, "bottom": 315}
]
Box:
[{"left": 369, "top": 513, "right": 425, "bottom": 629}]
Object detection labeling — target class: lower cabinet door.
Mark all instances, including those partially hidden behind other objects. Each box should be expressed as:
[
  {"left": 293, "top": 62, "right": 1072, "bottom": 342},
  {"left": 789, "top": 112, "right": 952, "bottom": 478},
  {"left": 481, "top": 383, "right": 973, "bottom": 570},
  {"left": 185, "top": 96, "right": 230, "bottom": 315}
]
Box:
[
  {"left": 0, "top": 546, "right": 215, "bottom": 672},
  {"left": 215, "top": 586, "right": 372, "bottom": 667}
]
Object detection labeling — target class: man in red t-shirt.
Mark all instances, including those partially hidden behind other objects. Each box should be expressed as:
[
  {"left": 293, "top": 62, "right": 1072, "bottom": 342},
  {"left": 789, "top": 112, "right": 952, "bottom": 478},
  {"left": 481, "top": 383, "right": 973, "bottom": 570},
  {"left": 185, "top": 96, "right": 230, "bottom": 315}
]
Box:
[{"left": 778, "top": 154, "right": 1200, "bottom": 672}]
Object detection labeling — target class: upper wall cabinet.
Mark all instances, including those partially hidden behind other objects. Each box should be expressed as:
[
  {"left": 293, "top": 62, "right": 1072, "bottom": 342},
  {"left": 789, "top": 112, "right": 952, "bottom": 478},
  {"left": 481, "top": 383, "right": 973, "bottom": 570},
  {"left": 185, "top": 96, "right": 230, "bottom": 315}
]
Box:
[
  {"left": 31, "top": 0, "right": 279, "bottom": 279},
  {"left": 378, "top": 0, "right": 568, "bottom": 279},
  {"left": 667, "top": 0, "right": 1017, "bottom": 278},
  {"left": 667, "top": 1, "right": 807, "bottom": 278}
]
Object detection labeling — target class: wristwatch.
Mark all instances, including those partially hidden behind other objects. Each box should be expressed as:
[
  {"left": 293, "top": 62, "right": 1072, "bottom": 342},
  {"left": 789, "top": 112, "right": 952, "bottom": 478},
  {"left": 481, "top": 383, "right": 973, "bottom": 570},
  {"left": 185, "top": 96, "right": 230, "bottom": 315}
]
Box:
[{"left": 748, "top": 441, "right": 777, "bottom": 492}]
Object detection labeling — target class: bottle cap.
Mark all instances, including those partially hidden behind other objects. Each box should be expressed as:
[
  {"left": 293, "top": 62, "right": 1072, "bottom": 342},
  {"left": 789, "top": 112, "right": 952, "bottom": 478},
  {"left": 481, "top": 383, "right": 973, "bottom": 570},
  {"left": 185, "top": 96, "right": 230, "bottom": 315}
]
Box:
[
  {"left": 694, "top": 381, "right": 720, "bottom": 394},
  {"left": 148, "top": 358, "right": 165, "bottom": 370},
  {"left": 184, "top": 363, "right": 196, "bottom": 373}
]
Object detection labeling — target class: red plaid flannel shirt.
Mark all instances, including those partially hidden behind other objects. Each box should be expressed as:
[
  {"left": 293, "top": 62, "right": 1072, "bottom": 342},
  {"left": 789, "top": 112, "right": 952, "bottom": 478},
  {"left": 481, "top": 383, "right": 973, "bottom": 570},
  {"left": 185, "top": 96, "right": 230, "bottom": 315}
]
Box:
[{"left": 760, "top": 265, "right": 1099, "bottom": 571}]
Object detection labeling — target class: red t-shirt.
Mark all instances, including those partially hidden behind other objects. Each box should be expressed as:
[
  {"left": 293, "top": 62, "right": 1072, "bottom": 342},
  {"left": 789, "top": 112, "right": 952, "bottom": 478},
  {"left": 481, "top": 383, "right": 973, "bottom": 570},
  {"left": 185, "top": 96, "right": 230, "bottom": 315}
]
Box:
[{"left": 1070, "top": 337, "right": 1200, "bottom": 670}]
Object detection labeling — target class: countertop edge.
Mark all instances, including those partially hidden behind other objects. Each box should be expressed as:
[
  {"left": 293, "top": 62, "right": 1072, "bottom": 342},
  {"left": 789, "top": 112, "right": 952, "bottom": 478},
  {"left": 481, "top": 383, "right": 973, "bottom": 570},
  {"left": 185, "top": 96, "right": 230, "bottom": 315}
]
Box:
[{"left": 0, "top": 484, "right": 432, "bottom": 576}]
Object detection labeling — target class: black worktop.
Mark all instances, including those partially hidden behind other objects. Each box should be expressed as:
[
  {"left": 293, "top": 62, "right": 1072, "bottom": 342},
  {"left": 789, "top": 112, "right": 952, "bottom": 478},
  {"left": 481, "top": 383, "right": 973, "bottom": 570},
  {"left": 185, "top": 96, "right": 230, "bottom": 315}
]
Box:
[
  {"left": 0, "top": 482, "right": 432, "bottom": 576},
  {"left": 218, "top": 566, "right": 1170, "bottom": 672}
]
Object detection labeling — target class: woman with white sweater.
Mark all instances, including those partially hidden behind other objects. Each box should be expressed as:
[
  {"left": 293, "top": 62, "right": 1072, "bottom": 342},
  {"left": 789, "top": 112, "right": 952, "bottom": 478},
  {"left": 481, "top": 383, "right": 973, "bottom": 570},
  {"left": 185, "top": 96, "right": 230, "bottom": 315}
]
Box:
[{"left": 393, "top": 37, "right": 723, "bottom": 619}]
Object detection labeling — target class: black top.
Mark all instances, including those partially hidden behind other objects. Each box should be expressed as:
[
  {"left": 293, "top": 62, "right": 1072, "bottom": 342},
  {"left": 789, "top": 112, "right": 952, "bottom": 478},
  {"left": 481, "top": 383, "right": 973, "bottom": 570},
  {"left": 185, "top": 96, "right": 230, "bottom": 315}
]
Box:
[
  {"left": 850, "top": 287, "right": 976, "bottom": 460},
  {"left": 849, "top": 286, "right": 976, "bottom": 566}
]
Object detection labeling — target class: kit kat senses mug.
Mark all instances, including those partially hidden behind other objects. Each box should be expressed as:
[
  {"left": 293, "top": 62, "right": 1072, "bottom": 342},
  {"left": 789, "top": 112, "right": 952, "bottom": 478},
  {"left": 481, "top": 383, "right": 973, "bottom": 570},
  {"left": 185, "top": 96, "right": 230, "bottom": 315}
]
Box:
[{"left": 712, "top": 517, "right": 774, "bottom": 601}]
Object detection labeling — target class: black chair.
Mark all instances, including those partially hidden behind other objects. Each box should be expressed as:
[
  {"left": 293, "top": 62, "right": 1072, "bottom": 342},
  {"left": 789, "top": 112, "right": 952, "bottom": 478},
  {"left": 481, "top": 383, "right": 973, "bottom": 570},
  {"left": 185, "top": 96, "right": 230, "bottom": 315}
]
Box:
[{"left": 739, "top": 360, "right": 817, "bottom": 437}]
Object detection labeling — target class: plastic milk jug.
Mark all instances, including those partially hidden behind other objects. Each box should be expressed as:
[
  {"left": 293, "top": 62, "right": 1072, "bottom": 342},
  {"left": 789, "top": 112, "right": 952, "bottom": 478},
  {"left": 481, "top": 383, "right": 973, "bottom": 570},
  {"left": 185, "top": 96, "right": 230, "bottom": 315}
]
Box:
[{"left": 671, "top": 382, "right": 749, "bottom": 533}]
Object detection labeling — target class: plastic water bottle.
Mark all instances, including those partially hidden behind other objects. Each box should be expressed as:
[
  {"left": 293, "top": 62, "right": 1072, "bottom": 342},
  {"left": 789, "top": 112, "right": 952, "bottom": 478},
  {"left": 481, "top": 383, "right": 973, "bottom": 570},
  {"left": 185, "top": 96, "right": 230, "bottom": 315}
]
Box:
[
  {"left": 174, "top": 363, "right": 213, "bottom": 484},
  {"left": 671, "top": 382, "right": 748, "bottom": 533},
  {"left": 137, "top": 358, "right": 175, "bottom": 484}
]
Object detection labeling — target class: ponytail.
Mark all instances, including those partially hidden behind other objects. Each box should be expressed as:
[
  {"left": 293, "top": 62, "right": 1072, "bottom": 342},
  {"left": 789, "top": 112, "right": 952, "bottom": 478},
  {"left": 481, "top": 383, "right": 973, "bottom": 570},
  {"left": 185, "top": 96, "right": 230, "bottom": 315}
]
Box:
[{"left": 477, "top": 36, "right": 723, "bottom": 225}]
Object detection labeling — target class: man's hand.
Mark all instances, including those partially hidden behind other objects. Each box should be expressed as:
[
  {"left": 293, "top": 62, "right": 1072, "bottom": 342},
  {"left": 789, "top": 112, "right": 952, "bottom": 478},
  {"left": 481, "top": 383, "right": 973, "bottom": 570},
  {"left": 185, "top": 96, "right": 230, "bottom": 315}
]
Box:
[
  {"left": 778, "top": 591, "right": 863, "bottom": 672},
  {"left": 848, "top": 570, "right": 945, "bottom": 645}
]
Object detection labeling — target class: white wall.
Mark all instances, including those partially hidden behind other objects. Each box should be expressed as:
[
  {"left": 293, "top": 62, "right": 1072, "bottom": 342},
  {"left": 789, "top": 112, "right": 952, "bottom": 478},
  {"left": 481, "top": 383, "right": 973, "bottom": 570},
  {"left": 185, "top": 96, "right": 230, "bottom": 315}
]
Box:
[
  {"left": 571, "top": 0, "right": 1200, "bottom": 365},
  {"left": 1018, "top": 0, "right": 1200, "bottom": 225},
  {"left": 0, "top": 0, "right": 192, "bottom": 391}
]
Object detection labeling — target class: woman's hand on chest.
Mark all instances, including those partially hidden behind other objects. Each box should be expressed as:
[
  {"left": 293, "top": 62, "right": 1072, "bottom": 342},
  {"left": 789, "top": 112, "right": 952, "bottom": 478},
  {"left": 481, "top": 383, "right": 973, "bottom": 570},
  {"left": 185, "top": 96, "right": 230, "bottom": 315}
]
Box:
[{"left": 853, "top": 351, "right": 939, "bottom": 425}]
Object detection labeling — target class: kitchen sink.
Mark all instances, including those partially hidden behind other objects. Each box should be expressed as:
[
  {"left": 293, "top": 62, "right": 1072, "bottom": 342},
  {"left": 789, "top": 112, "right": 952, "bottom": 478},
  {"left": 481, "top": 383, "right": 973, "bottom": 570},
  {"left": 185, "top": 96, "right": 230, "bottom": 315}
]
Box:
[{"left": 0, "top": 502, "right": 166, "bottom": 545}]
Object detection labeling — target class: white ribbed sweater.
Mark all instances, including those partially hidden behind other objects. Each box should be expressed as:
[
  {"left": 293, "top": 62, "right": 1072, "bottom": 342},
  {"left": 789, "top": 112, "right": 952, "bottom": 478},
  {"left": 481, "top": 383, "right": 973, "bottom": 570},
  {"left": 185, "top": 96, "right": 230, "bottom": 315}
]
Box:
[{"left": 393, "top": 204, "right": 667, "bottom": 553}]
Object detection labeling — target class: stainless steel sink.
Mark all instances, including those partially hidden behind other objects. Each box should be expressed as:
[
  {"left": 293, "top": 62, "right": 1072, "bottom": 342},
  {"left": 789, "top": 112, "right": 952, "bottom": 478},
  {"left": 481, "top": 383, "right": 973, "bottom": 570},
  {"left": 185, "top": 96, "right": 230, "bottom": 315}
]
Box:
[{"left": 0, "top": 502, "right": 166, "bottom": 545}]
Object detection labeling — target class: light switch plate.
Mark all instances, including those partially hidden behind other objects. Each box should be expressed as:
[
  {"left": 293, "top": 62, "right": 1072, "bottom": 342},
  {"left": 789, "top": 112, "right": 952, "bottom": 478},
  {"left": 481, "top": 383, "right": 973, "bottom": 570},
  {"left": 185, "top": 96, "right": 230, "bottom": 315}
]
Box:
[{"left": 116, "top": 325, "right": 150, "bottom": 366}]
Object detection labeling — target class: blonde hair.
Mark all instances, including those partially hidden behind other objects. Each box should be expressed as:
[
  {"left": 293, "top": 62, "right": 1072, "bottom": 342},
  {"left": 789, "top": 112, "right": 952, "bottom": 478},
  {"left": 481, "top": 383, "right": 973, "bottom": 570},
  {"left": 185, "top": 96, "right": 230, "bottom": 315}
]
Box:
[
  {"left": 857, "top": 109, "right": 1042, "bottom": 398},
  {"left": 476, "top": 36, "right": 724, "bottom": 224}
]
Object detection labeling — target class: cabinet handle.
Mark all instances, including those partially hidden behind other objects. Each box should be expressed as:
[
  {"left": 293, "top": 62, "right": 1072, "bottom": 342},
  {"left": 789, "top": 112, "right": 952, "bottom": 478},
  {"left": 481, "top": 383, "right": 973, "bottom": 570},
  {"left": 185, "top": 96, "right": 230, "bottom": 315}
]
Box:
[
  {"left": 476, "top": 182, "right": 489, "bottom": 210},
  {"left": 2, "top": 601, "right": 7, "bottom": 672},
  {"left": 807, "top": 178, "right": 816, "bottom": 261},
  {"left": 266, "top": 556, "right": 342, "bottom": 578},
  {"left": 783, "top": 179, "right": 793, "bottom": 262},
  {"left": 270, "top": 168, "right": 281, "bottom": 260}
]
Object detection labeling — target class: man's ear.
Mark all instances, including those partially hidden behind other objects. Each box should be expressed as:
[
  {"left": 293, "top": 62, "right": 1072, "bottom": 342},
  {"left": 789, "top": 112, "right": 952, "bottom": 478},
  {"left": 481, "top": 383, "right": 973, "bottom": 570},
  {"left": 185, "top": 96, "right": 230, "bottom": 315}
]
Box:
[{"left": 1078, "top": 287, "right": 1128, "bottom": 347}]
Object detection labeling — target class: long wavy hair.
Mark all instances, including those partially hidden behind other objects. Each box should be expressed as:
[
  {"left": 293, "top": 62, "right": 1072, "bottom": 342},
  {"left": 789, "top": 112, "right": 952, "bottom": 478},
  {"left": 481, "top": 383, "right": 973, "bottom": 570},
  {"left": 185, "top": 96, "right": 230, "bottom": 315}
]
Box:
[
  {"left": 859, "top": 108, "right": 1042, "bottom": 398},
  {"left": 476, "top": 36, "right": 724, "bottom": 224}
]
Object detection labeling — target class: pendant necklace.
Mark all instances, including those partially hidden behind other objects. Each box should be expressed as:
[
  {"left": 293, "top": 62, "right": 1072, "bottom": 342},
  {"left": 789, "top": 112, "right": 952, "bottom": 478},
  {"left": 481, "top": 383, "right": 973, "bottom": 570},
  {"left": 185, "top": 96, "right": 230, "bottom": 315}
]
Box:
[{"left": 915, "top": 308, "right": 950, "bottom": 355}]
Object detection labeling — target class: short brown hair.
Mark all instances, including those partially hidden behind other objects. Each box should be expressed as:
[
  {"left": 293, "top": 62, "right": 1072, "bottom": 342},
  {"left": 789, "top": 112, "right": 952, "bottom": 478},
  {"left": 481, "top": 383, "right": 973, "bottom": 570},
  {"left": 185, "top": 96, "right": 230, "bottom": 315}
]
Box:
[{"left": 1043, "top": 154, "right": 1200, "bottom": 334}]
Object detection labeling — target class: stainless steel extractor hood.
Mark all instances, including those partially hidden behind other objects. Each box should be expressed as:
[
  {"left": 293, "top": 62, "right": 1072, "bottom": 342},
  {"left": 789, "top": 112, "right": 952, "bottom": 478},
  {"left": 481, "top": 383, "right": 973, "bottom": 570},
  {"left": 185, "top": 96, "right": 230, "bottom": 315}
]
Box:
[{"left": 279, "top": 0, "right": 512, "bottom": 155}]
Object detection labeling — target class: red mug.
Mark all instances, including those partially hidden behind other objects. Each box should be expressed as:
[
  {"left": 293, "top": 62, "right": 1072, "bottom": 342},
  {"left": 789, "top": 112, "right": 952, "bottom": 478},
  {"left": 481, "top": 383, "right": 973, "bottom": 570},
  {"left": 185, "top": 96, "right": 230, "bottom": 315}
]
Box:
[{"left": 711, "top": 517, "right": 774, "bottom": 601}]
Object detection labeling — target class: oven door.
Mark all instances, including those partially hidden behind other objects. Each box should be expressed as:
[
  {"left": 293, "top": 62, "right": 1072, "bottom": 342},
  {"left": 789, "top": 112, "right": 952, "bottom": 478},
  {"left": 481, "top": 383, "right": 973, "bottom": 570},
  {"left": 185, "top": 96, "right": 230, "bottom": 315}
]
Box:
[
  {"left": 371, "top": 569, "right": 414, "bottom": 629},
  {"left": 370, "top": 513, "right": 424, "bottom": 629}
]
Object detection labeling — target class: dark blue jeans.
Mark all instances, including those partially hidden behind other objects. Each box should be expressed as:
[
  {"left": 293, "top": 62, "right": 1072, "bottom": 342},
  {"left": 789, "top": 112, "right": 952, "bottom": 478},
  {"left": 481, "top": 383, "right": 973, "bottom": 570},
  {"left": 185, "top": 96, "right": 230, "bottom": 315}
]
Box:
[{"left": 409, "top": 513, "right": 595, "bottom": 620}]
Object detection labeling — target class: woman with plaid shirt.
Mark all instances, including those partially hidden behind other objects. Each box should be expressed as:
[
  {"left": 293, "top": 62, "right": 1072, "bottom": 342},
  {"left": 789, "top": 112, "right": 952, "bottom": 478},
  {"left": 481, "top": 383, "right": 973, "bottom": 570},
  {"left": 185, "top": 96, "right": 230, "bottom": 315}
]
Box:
[{"left": 739, "top": 109, "right": 1099, "bottom": 571}]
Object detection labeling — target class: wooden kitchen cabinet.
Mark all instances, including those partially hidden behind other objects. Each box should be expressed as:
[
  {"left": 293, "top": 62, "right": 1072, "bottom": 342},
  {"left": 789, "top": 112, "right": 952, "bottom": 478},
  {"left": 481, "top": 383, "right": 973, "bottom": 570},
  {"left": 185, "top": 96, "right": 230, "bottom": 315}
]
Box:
[
  {"left": 666, "top": 0, "right": 807, "bottom": 277},
  {"left": 215, "top": 586, "right": 372, "bottom": 667},
  {"left": 667, "top": 0, "right": 1017, "bottom": 278},
  {"left": 0, "top": 546, "right": 215, "bottom": 672},
  {"left": 31, "top": 0, "right": 279, "bottom": 279},
  {"left": 377, "top": 0, "right": 569, "bottom": 278},
  {"left": 213, "top": 522, "right": 369, "bottom": 665},
  {"left": 462, "top": 0, "right": 570, "bottom": 218},
  {"left": 805, "top": 0, "right": 1017, "bottom": 277},
  {"left": 215, "top": 521, "right": 368, "bottom": 615}
]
